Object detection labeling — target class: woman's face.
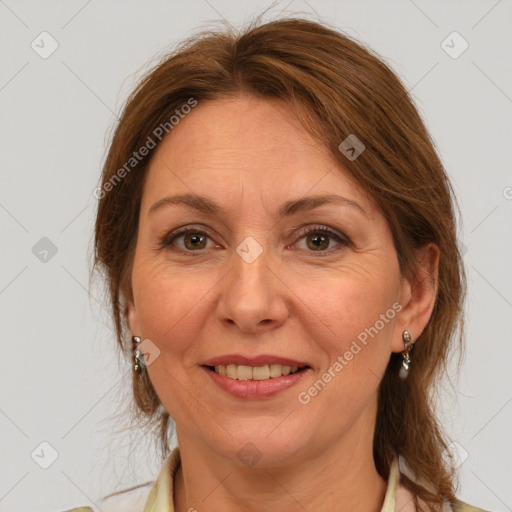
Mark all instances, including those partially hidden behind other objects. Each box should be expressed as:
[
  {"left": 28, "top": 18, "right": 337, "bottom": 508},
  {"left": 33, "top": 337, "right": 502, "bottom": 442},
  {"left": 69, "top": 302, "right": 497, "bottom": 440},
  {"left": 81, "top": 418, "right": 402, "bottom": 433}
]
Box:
[{"left": 128, "top": 95, "right": 418, "bottom": 467}]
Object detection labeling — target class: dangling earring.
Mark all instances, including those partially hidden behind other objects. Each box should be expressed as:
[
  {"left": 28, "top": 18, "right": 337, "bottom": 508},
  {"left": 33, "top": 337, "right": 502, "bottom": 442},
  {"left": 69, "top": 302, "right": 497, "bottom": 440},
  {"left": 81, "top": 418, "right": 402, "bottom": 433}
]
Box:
[
  {"left": 132, "top": 336, "right": 143, "bottom": 374},
  {"left": 399, "top": 330, "right": 414, "bottom": 380}
]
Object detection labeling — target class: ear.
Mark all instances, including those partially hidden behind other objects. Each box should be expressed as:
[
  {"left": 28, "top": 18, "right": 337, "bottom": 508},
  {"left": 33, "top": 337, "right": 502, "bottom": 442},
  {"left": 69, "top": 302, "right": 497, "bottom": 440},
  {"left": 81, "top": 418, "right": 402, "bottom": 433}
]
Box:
[
  {"left": 126, "top": 299, "right": 141, "bottom": 336},
  {"left": 391, "top": 243, "right": 440, "bottom": 353}
]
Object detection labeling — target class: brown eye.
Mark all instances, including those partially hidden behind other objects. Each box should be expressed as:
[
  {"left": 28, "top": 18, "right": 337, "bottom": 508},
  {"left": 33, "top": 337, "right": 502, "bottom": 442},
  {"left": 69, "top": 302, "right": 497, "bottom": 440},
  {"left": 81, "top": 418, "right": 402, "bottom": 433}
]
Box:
[
  {"left": 294, "top": 225, "right": 349, "bottom": 255},
  {"left": 160, "top": 227, "right": 216, "bottom": 252},
  {"left": 183, "top": 232, "right": 208, "bottom": 250},
  {"left": 306, "top": 233, "right": 330, "bottom": 251}
]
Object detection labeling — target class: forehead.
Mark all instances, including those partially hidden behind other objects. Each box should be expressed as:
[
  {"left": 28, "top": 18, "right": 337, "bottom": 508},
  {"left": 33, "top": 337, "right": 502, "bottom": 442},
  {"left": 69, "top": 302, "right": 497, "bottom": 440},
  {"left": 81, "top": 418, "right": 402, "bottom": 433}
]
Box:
[{"left": 142, "top": 95, "right": 374, "bottom": 215}]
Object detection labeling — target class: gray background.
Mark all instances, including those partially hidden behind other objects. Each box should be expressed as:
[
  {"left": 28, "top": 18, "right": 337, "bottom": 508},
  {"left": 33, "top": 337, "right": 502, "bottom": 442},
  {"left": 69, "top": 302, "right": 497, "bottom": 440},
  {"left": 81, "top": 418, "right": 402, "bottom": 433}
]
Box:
[{"left": 1, "top": 1, "right": 511, "bottom": 511}]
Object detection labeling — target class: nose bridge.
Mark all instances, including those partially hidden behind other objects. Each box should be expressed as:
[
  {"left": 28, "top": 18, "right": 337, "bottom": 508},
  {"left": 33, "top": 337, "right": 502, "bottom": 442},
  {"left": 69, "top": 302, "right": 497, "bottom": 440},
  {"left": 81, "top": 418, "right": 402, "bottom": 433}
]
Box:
[{"left": 217, "top": 236, "right": 288, "bottom": 332}]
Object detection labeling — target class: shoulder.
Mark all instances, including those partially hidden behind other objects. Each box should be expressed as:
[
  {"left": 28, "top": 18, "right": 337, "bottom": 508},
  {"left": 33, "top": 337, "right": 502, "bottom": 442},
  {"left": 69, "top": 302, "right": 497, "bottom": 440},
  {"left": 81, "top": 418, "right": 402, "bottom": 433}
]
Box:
[
  {"left": 60, "top": 481, "right": 153, "bottom": 512},
  {"left": 395, "top": 457, "right": 491, "bottom": 512},
  {"left": 60, "top": 448, "right": 180, "bottom": 512},
  {"left": 452, "top": 499, "right": 492, "bottom": 512}
]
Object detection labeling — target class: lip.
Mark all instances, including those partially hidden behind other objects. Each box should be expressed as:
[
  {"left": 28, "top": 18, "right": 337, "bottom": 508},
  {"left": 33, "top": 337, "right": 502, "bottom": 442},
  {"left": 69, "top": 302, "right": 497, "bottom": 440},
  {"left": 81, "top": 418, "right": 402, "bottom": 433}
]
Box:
[
  {"left": 201, "top": 365, "right": 311, "bottom": 399},
  {"left": 201, "top": 354, "right": 310, "bottom": 367}
]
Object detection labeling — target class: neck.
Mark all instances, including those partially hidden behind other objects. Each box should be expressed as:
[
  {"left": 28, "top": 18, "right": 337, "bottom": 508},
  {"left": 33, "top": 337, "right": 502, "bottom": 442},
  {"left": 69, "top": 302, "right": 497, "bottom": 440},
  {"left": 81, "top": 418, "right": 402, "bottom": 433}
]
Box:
[{"left": 173, "top": 403, "right": 387, "bottom": 512}]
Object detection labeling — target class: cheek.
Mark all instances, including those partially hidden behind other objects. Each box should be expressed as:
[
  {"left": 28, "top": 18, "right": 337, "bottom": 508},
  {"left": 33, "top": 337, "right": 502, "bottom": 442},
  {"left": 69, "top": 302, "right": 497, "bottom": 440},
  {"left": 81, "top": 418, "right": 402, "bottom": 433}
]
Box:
[
  {"left": 296, "top": 261, "right": 400, "bottom": 388},
  {"left": 292, "top": 284, "right": 397, "bottom": 437},
  {"left": 131, "top": 255, "right": 212, "bottom": 353},
  {"left": 131, "top": 239, "right": 401, "bottom": 418},
  {"left": 131, "top": 259, "right": 217, "bottom": 422},
  {"left": 301, "top": 260, "right": 400, "bottom": 343}
]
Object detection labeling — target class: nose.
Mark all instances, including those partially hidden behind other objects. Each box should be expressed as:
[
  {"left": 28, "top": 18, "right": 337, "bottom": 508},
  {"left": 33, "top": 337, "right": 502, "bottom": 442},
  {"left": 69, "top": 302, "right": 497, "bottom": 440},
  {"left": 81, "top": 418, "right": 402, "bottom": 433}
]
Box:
[{"left": 216, "top": 244, "right": 290, "bottom": 334}]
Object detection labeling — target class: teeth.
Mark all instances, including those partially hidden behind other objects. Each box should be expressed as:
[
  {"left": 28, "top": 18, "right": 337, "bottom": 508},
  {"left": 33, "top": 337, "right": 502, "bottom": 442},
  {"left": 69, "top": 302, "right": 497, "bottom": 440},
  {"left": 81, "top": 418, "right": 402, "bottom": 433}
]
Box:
[
  {"left": 252, "top": 365, "right": 270, "bottom": 380},
  {"left": 269, "top": 364, "right": 282, "bottom": 378},
  {"left": 226, "top": 364, "right": 237, "bottom": 379},
  {"left": 237, "top": 365, "right": 253, "bottom": 381},
  {"left": 213, "top": 364, "right": 304, "bottom": 380}
]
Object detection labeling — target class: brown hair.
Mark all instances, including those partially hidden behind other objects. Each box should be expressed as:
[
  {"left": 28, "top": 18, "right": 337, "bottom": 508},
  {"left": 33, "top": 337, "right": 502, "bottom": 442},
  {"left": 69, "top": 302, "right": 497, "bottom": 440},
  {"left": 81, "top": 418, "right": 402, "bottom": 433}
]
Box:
[{"left": 94, "top": 17, "right": 465, "bottom": 510}]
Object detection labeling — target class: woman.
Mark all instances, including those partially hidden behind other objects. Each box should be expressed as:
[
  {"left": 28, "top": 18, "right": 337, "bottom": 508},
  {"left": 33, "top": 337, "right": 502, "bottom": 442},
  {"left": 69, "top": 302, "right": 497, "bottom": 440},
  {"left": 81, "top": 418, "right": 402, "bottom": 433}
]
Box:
[{"left": 69, "top": 17, "right": 488, "bottom": 512}]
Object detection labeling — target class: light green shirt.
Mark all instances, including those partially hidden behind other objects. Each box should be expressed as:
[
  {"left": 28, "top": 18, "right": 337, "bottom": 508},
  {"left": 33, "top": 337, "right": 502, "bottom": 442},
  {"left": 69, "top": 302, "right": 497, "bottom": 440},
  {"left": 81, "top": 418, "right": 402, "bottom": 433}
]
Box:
[{"left": 64, "top": 447, "right": 489, "bottom": 512}]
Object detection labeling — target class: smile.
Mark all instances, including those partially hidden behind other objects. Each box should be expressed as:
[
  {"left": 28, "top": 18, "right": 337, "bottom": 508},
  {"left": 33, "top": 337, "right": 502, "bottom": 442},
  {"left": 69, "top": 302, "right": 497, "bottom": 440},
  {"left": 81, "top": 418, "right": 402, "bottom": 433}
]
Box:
[
  {"left": 201, "top": 364, "right": 312, "bottom": 399},
  {"left": 206, "top": 364, "right": 307, "bottom": 380}
]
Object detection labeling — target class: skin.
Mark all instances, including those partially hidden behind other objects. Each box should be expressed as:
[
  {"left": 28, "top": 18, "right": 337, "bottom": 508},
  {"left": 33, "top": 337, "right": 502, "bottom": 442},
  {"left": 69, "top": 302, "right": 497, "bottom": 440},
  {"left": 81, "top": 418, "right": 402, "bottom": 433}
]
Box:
[{"left": 127, "top": 95, "right": 439, "bottom": 512}]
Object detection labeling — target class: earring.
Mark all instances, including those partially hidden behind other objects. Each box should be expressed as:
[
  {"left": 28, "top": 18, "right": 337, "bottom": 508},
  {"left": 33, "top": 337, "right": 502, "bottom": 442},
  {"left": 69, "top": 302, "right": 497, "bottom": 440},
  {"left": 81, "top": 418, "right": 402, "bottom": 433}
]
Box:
[
  {"left": 399, "top": 330, "right": 414, "bottom": 380},
  {"left": 132, "top": 336, "right": 143, "bottom": 374}
]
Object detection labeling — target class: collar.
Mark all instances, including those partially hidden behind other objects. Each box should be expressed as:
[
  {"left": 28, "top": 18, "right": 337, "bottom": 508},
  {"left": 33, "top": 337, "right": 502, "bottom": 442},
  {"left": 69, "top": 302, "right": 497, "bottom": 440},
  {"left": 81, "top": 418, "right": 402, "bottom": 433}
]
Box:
[{"left": 142, "top": 447, "right": 414, "bottom": 512}]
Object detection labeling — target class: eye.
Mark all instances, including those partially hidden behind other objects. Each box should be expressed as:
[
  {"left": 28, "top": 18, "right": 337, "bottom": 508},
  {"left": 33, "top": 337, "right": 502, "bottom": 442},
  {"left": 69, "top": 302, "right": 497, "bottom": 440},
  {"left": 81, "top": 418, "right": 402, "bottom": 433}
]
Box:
[
  {"left": 293, "top": 225, "right": 349, "bottom": 255},
  {"left": 160, "top": 226, "right": 218, "bottom": 252},
  {"left": 160, "top": 224, "right": 349, "bottom": 255}
]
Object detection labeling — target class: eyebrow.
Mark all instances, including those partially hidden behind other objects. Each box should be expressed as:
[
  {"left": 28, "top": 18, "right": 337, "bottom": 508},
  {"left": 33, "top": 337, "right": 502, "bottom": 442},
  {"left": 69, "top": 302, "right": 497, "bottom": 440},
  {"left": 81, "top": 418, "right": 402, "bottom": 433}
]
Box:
[{"left": 148, "top": 193, "right": 368, "bottom": 218}]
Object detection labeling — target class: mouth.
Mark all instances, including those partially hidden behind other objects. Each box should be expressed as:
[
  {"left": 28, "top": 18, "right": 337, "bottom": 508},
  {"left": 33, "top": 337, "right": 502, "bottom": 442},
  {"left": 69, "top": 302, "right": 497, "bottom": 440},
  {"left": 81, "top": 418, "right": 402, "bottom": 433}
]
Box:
[{"left": 202, "top": 363, "right": 310, "bottom": 381}]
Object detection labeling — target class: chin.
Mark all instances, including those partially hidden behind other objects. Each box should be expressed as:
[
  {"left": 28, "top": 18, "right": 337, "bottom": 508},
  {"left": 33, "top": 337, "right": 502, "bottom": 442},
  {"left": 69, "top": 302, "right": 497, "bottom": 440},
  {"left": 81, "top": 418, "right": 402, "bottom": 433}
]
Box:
[{"left": 210, "top": 425, "right": 311, "bottom": 469}]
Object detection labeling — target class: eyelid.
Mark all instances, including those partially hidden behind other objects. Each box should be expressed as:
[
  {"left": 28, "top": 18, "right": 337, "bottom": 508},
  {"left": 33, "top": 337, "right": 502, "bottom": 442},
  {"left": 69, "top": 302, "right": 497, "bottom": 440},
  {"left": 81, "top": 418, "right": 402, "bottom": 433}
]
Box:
[
  {"left": 159, "top": 224, "right": 217, "bottom": 250},
  {"left": 159, "top": 223, "right": 350, "bottom": 253},
  {"left": 293, "top": 224, "right": 346, "bottom": 240},
  {"left": 291, "top": 224, "right": 350, "bottom": 253}
]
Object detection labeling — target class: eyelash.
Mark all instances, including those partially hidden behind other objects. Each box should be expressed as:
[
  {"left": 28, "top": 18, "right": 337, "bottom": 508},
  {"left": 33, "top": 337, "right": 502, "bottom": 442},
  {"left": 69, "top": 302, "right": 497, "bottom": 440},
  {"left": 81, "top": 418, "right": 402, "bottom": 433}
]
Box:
[{"left": 159, "top": 224, "right": 349, "bottom": 256}]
